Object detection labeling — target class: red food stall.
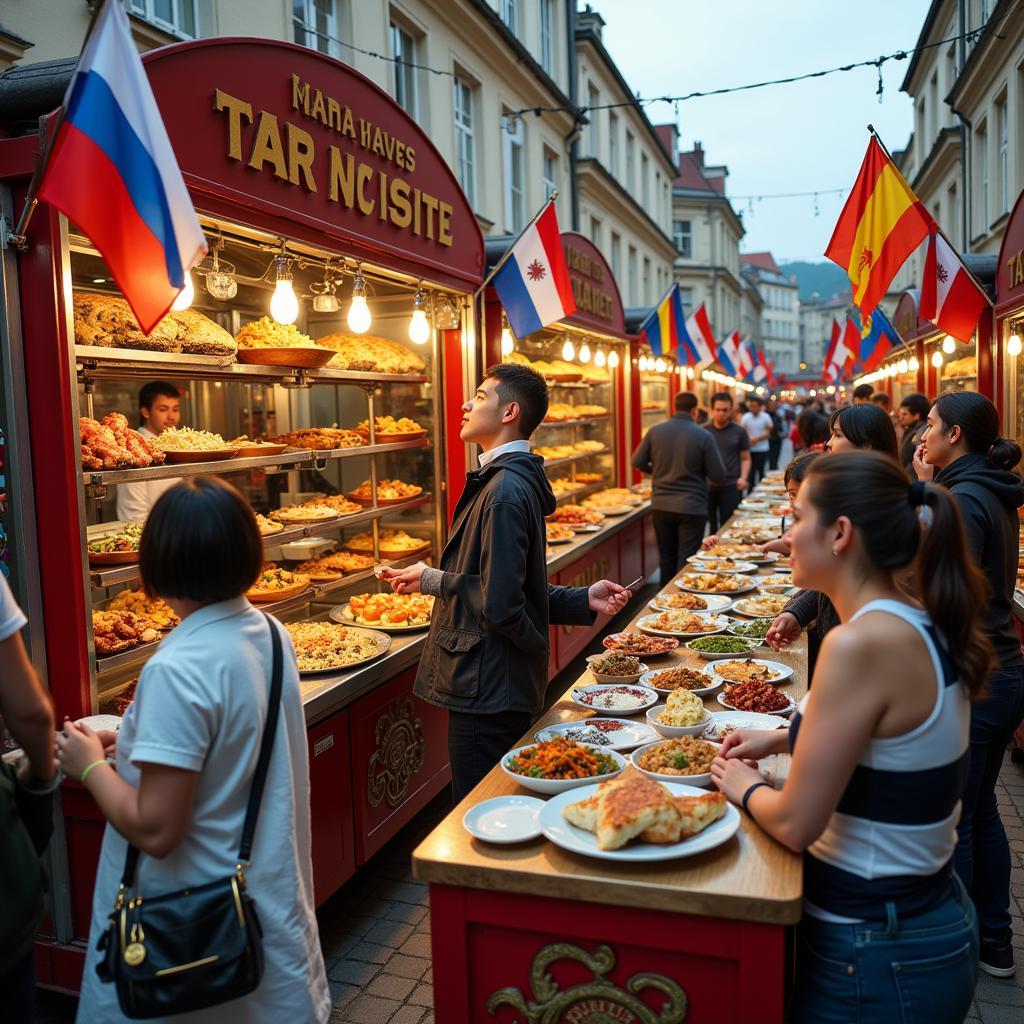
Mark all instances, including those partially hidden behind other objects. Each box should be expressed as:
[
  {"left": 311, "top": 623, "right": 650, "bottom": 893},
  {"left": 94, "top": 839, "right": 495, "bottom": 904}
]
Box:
[{"left": 0, "top": 37, "right": 485, "bottom": 990}]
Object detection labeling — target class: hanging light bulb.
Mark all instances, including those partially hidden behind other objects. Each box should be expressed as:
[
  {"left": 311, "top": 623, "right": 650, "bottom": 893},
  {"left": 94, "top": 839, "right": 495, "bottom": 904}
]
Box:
[
  {"left": 500, "top": 315, "right": 515, "bottom": 357},
  {"left": 686, "top": 365, "right": 694, "bottom": 379},
  {"left": 897, "top": 358, "right": 909, "bottom": 374},
  {"left": 638, "top": 355, "right": 648, "bottom": 371},
  {"left": 909, "top": 356, "right": 920, "bottom": 372},
  {"left": 347, "top": 266, "right": 371, "bottom": 333},
  {"left": 594, "top": 347, "right": 606, "bottom": 367},
  {"left": 408, "top": 282, "right": 431, "bottom": 345},
  {"left": 654, "top": 357, "right": 666, "bottom": 373},
  {"left": 269, "top": 255, "right": 299, "bottom": 324},
  {"left": 578, "top": 339, "right": 592, "bottom": 364},
  {"left": 1009, "top": 332, "right": 1023, "bottom": 357},
  {"left": 931, "top": 349, "right": 944, "bottom": 368},
  {"left": 942, "top": 334, "right": 956, "bottom": 355},
  {"left": 561, "top": 337, "right": 576, "bottom": 361},
  {"left": 170, "top": 270, "right": 195, "bottom": 311},
  {"left": 608, "top": 348, "right": 620, "bottom": 368}
]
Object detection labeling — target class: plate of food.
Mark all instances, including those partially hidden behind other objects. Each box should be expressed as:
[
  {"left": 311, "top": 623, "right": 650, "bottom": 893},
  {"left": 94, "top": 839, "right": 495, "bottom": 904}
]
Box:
[
  {"left": 731, "top": 594, "right": 791, "bottom": 618},
  {"left": 583, "top": 503, "right": 633, "bottom": 516},
  {"left": 296, "top": 551, "right": 375, "bottom": 581},
  {"left": 636, "top": 611, "right": 729, "bottom": 639},
  {"left": 344, "top": 530, "right": 431, "bottom": 559},
  {"left": 717, "top": 679, "right": 796, "bottom": 716},
  {"left": 720, "top": 524, "right": 780, "bottom": 545},
  {"left": 687, "top": 556, "right": 758, "bottom": 574},
  {"left": 153, "top": 427, "right": 241, "bottom": 463},
  {"left": 226, "top": 437, "right": 290, "bottom": 458},
  {"left": 331, "top": 592, "right": 434, "bottom": 631},
  {"left": 245, "top": 565, "right": 311, "bottom": 604},
  {"left": 648, "top": 592, "right": 731, "bottom": 613},
  {"left": 645, "top": 689, "right": 711, "bottom": 738},
  {"left": 684, "top": 635, "right": 763, "bottom": 660},
  {"left": 757, "top": 574, "right": 796, "bottom": 594},
  {"left": 270, "top": 503, "right": 340, "bottom": 524},
  {"left": 534, "top": 719, "right": 659, "bottom": 753},
  {"left": 570, "top": 684, "right": 659, "bottom": 717},
  {"left": 675, "top": 572, "right": 759, "bottom": 596},
  {"left": 538, "top": 770, "right": 739, "bottom": 861},
  {"left": 501, "top": 739, "right": 627, "bottom": 795},
  {"left": 726, "top": 617, "right": 774, "bottom": 641},
  {"left": 584, "top": 488, "right": 642, "bottom": 508},
  {"left": 640, "top": 666, "right": 721, "bottom": 698},
  {"left": 546, "top": 523, "right": 576, "bottom": 544},
  {"left": 88, "top": 523, "right": 143, "bottom": 565},
  {"left": 602, "top": 632, "right": 679, "bottom": 658},
  {"left": 706, "top": 542, "right": 762, "bottom": 558},
  {"left": 354, "top": 415, "right": 428, "bottom": 443},
  {"left": 738, "top": 499, "right": 770, "bottom": 512},
  {"left": 547, "top": 505, "right": 605, "bottom": 529},
  {"left": 285, "top": 622, "right": 391, "bottom": 674},
  {"left": 255, "top": 513, "right": 284, "bottom": 536},
  {"left": 347, "top": 478, "right": 424, "bottom": 506},
  {"left": 462, "top": 795, "right": 545, "bottom": 844},
  {"left": 235, "top": 318, "right": 334, "bottom": 367},
  {"left": 105, "top": 589, "right": 179, "bottom": 631},
  {"left": 265, "top": 427, "right": 365, "bottom": 451},
  {"left": 702, "top": 658, "right": 794, "bottom": 686},
  {"left": 585, "top": 653, "right": 648, "bottom": 684},
  {"left": 774, "top": 557, "right": 793, "bottom": 571},
  {"left": 704, "top": 710, "right": 789, "bottom": 741},
  {"left": 631, "top": 737, "right": 721, "bottom": 787},
  {"left": 93, "top": 610, "right": 161, "bottom": 656}
]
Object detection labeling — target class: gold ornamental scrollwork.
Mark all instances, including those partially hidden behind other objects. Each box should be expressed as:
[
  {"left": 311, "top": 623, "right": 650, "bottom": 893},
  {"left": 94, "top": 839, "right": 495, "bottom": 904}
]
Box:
[
  {"left": 367, "top": 698, "right": 425, "bottom": 808},
  {"left": 486, "top": 942, "right": 687, "bottom": 1024}
]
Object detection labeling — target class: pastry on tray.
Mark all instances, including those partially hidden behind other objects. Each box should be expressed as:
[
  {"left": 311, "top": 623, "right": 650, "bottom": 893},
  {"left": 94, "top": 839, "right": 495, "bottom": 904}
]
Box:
[
  {"left": 315, "top": 332, "right": 426, "bottom": 374},
  {"left": 348, "top": 478, "right": 423, "bottom": 503},
  {"left": 354, "top": 415, "right": 425, "bottom": 436},
  {"left": 344, "top": 529, "right": 429, "bottom": 555},
  {"left": 264, "top": 427, "right": 365, "bottom": 451},
  {"left": 295, "top": 551, "right": 375, "bottom": 581}
]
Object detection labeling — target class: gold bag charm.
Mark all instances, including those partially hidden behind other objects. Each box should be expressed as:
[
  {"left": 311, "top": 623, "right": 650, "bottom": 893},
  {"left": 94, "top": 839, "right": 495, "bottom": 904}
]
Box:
[{"left": 123, "top": 942, "right": 146, "bottom": 966}]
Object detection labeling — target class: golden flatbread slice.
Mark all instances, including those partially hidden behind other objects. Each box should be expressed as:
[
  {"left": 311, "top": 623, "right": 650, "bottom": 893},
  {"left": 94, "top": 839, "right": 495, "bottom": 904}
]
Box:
[
  {"left": 595, "top": 771, "right": 673, "bottom": 851},
  {"left": 562, "top": 794, "right": 599, "bottom": 832},
  {"left": 672, "top": 792, "right": 728, "bottom": 838}
]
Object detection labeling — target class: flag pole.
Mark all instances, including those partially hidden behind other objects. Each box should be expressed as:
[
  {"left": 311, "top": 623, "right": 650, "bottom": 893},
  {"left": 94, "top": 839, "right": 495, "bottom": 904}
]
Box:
[{"left": 473, "top": 192, "right": 558, "bottom": 301}]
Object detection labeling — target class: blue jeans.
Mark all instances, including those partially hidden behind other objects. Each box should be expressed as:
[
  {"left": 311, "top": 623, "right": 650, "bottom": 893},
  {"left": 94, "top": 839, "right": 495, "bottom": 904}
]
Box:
[
  {"left": 954, "top": 665, "right": 1024, "bottom": 941},
  {"left": 792, "top": 878, "right": 979, "bottom": 1024}
]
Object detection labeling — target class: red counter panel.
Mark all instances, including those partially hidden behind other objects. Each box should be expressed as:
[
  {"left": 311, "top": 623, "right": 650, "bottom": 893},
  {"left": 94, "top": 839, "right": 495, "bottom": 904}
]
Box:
[
  {"left": 307, "top": 710, "right": 356, "bottom": 905},
  {"left": 618, "top": 522, "right": 644, "bottom": 591},
  {"left": 554, "top": 538, "right": 621, "bottom": 670}
]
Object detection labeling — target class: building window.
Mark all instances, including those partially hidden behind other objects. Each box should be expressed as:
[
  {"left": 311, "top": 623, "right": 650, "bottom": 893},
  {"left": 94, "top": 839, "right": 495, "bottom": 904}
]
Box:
[
  {"left": 132, "top": 0, "right": 199, "bottom": 38},
  {"left": 928, "top": 72, "right": 938, "bottom": 145},
  {"left": 542, "top": 147, "right": 558, "bottom": 200},
  {"left": 610, "top": 232, "right": 621, "bottom": 281},
  {"left": 998, "top": 96, "right": 1008, "bottom": 214},
  {"left": 390, "top": 22, "right": 417, "bottom": 117},
  {"left": 503, "top": 113, "right": 525, "bottom": 233},
  {"left": 625, "top": 131, "right": 635, "bottom": 192},
  {"left": 608, "top": 111, "right": 619, "bottom": 176},
  {"left": 628, "top": 246, "right": 638, "bottom": 306},
  {"left": 500, "top": 0, "right": 518, "bottom": 34},
  {"left": 539, "top": 0, "right": 553, "bottom": 75},
  {"left": 673, "top": 219, "right": 691, "bottom": 257},
  {"left": 948, "top": 181, "right": 959, "bottom": 247},
  {"left": 454, "top": 76, "right": 476, "bottom": 209},
  {"left": 587, "top": 84, "right": 600, "bottom": 157},
  {"left": 292, "top": 0, "right": 339, "bottom": 57},
  {"left": 590, "top": 215, "right": 602, "bottom": 247},
  {"left": 976, "top": 121, "right": 988, "bottom": 235},
  {"left": 642, "top": 256, "right": 651, "bottom": 304},
  {"left": 641, "top": 153, "right": 649, "bottom": 208}
]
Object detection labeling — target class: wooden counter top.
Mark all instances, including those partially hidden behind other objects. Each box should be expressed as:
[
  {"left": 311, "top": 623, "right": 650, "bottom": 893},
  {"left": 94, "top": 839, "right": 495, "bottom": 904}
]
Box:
[{"left": 413, "top": 547, "right": 807, "bottom": 926}]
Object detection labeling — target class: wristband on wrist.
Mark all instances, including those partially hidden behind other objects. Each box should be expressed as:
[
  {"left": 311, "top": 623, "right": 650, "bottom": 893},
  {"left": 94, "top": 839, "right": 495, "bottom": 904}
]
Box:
[
  {"left": 741, "top": 781, "right": 770, "bottom": 818},
  {"left": 80, "top": 759, "right": 107, "bottom": 785}
]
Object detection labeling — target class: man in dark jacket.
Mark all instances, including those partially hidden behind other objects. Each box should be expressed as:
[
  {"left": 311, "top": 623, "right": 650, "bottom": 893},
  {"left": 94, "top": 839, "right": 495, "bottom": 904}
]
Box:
[
  {"left": 380, "top": 364, "right": 630, "bottom": 803},
  {"left": 631, "top": 391, "right": 726, "bottom": 583},
  {"left": 897, "top": 392, "right": 930, "bottom": 476}
]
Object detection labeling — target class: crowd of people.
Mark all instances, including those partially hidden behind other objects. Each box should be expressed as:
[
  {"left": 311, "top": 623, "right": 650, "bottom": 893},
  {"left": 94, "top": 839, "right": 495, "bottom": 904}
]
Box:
[{"left": 2, "top": 362, "right": 1023, "bottom": 1023}]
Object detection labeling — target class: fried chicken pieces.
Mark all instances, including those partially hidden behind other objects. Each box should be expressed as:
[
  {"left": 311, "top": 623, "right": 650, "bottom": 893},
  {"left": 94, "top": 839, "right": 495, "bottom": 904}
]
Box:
[
  {"left": 562, "top": 767, "right": 727, "bottom": 850},
  {"left": 92, "top": 610, "right": 161, "bottom": 655},
  {"left": 80, "top": 413, "right": 165, "bottom": 471}
]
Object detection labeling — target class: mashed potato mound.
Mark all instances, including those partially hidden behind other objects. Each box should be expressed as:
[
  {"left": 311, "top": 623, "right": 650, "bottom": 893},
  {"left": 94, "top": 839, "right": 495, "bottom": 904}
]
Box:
[{"left": 657, "top": 688, "right": 706, "bottom": 727}]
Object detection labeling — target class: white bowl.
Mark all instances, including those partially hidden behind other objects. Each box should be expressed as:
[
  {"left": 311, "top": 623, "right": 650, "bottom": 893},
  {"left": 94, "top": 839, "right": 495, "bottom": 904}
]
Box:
[
  {"left": 629, "top": 738, "right": 721, "bottom": 787},
  {"left": 500, "top": 743, "right": 627, "bottom": 794},
  {"left": 571, "top": 683, "right": 660, "bottom": 716},
  {"left": 645, "top": 704, "right": 711, "bottom": 738},
  {"left": 585, "top": 654, "right": 648, "bottom": 684}
]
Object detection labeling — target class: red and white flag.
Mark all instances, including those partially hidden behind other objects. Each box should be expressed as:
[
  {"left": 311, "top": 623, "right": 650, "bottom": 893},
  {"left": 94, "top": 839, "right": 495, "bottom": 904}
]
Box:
[
  {"left": 919, "top": 232, "right": 989, "bottom": 343},
  {"left": 823, "top": 319, "right": 841, "bottom": 380}
]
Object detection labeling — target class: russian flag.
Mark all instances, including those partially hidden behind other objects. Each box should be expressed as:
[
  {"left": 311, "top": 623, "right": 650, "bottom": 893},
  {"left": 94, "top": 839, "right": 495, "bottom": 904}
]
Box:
[
  {"left": 685, "top": 303, "right": 716, "bottom": 366},
  {"left": 37, "top": 0, "right": 206, "bottom": 333},
  {"left": 493, "top": 201, "right": 575, "bottom": 338}
]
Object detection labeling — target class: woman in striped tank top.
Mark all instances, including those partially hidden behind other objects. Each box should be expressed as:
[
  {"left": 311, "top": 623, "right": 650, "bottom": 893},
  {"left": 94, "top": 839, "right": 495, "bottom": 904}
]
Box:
[{"left": 710, "top": 451, "right": 993, "bottom": 1023}]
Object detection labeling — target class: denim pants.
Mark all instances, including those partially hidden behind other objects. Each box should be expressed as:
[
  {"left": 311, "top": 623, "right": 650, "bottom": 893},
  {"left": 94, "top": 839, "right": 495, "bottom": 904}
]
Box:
[
  {"left": 954, "top": 664, "right": 1024, "bottom": 940},
  {"left": 791, "top": 878, "right": 979, "bottom": 1024}
]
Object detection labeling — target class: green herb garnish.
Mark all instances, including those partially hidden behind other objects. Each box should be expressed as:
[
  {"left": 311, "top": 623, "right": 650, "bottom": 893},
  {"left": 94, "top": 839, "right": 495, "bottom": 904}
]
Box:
[{"left": 671, "top": 753, "right": 690, "bottom": 770}]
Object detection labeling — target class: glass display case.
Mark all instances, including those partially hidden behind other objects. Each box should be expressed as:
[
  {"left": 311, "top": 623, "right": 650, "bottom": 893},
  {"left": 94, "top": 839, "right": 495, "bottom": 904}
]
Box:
[
  {"left": 640, "top": 367, "right": 671, "bottom": 438},
  {"left": 938, "top": 336, "right": 977, "bottom": 394}
]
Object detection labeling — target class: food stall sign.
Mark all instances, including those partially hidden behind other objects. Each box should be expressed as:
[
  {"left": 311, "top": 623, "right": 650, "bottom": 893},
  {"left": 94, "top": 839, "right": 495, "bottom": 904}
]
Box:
[
  {"left": 560, "top": 232, "right": 627, "bottom": 339},
  {"left": 142, "top": 38, "right": 483, "bottom": 288},
  {"left": 996, "top": 189, "right": 1024, "bottom": 311},
  {"left": 893, "top": 289, "right": 931, "bottom": 341}
]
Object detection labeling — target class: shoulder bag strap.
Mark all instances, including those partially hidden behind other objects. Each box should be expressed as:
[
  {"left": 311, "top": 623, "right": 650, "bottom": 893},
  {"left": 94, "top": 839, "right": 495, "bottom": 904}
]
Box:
[{"left": 118, "top": 612, "right": 284, "bottom": 888}]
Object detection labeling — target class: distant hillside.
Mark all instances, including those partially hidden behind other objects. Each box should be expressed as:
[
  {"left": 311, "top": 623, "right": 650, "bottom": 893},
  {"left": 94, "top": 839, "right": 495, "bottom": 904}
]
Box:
[{"left": 779, "top": 261, "right": 850, "bottom": 302}]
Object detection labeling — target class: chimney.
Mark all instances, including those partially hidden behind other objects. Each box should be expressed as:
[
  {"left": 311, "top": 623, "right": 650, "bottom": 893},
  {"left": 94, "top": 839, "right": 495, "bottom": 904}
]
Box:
[
  {"left": 693, "top": 141, "right": 704, "bottom": 168},
  {"left": 577, "top": 5, "right": 605, "bottom": 40}
]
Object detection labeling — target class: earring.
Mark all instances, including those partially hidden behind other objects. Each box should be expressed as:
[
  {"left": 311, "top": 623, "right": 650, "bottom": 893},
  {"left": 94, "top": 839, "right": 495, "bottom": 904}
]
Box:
[{"left": 832, "top": 549, "right": 839, "bottom": 557}]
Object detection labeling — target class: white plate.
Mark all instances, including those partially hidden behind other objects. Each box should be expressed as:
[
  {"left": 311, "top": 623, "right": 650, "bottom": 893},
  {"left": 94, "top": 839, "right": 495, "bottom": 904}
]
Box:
[
  {"left": 674, "top": 576, "right": 759, "bottom": 596},
  {"left": 686, "top": 557, "right": 759, "bottom": 574},
  {"left": 586, "top": 505, "right": 633, "bottom": 515},
  {"left": 701, "top": 658, "right": 794, "bottom": 685},
  {"left": 538, "top": 782, "right": 741, "bottom": 862},
  {"left": 535, "top": 719, "right": 660, "bottom": 752},
  {"left": 704, "top": 710, "right": 789, "bottom": 740},
  {"left": 732, "top": 551, "right": 779, "bottom": 565},
  {"left": 571, "top": 684, "right": 660, "bottom": 716},
  {"left": 330, "top": 604, "right": 431, "bottom": 633},
  {"left": 462, "top": 796, "right": 544, "bottom": 844},
  {"left": 547, "top": 533, "right": 575, "bottom": 544},
  {"left": 635, "top": 612, "right": 729, "bottom": 639},
  {"left": 648, "top": 593, "right": 732, "bottom": 614},
  {"left": 731, "top": 596, "right": 791, "bottom": 618},
  {"left": 501, "top": 743, "right": 628, "bottom": 794},
  {"left": 630, "top": 738, "right": 721, "bottom": 786},
  {"left": 572, "top": 523, "right": 604, "bottom": 532},
  {"left": 717, "top": 691, "right": 797, "bottom": 716},
  {"left": 640, "top": 667, "right": 722, "bottom": 698}
]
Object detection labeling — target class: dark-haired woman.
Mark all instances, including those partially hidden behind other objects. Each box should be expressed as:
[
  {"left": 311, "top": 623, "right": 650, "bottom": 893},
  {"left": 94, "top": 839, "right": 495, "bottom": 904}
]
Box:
[
  {"left": 913, "top": 391, "right": 1024, "bottom": 977},
  {"left": 825, "top": 403, "right": 899, "bottom": 459},
  {"left": 56, "top": 478, "right": 330, "bottom": 1023},
  {"left": 712, "top": 452, "right": 988, "bottom": 1022}
]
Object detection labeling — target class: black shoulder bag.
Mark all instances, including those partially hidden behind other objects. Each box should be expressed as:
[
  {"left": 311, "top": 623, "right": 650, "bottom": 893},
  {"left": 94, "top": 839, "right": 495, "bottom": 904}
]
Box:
[{"left": 95, "top": 614, "right": 283, "bottom": 1019}]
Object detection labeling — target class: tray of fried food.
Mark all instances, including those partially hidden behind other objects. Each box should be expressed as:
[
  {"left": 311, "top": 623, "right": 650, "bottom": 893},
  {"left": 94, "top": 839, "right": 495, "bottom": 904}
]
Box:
[
  {"left": 543, "top": 402, "right": 577, "bottom": 423},
  {"left": 333, "top": 592, "right": 434, "bottom": 631},
  {"left": 576, "top": 472, "right": 604, "bottom": 485},
  {"left": 534, "top": 444, "right": 576, "bottom": 461},
  {"left": 314, "top": 332, "right": 426, "bottom": 375},
  {"left": 105, "top": 589, "right": 179, "bottom": 631},
  {"left": 354, "top": 415, "right": 427, "bottom": 443},
  {"left": 347, "top": 478, "right": 424, "bottom": 505},
  {"left": 263, "top": 427, "right": 365, "bottom": 451},
  {"left": 574, "top": 403, "right": 609, "bottom": 418},
  {"left": 295, "top": 550, "right": 375, "bottom": 582},
  {"left": 80, "top": 413, "right": 166, "bottom": 471},
  {"left": 547, "top": 504, "right": 605, "bottom": 528},
  {"left": 572, "top": 440, "right": 606, "bottom": 453},
  {"left": 306, "top": 494, "right": 362, "bottom": 516},
  {"left": 92, "top": 610, "right": 162, "bottom": 656},
  {"left": 234, "top": 318, "right": 333, "bottom": 367},
  {"left": 549, "top": 477, "right": 585, "bottom": 497},
  {"left": 546, "top": 522, "right": 576, "bottom": 544}
]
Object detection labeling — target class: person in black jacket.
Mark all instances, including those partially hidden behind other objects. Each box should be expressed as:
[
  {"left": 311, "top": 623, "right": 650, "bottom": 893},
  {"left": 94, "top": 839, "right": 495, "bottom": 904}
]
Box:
[
  {"left": 898, "top": 392, "right": 930, "bottom": 477},
  {"left": 913, "top": 391, "right": 1024, "bottom": 977},
  {"left": 380, "top": 364, "right": 630, "bottom": 804}
]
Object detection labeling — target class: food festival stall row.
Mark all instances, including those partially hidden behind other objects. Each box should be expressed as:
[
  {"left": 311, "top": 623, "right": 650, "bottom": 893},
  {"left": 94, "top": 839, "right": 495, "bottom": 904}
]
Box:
[{"left": 0, "top": 37, "right": 674, "bottom": 989}]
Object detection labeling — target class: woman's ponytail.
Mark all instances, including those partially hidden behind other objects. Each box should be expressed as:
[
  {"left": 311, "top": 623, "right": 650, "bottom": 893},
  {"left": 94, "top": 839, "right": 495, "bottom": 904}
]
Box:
[
  {"left": 914, "top": 482, "right": 993, "bottom": 698},
  {"left": 987, "top": 436, "right": 1023, "bottom": 473}
]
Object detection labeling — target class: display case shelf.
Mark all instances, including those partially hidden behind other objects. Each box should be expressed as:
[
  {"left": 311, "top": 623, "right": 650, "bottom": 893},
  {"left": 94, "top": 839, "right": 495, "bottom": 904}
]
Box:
[
  {"left": 553, "top": 481, "right": 605, "bottom": 506},
  {"left": 540, "top": 449, "right": 608, "bottom": 470},
  {"left": 537, "top": 416, "right": 609, "bottom": 429}
]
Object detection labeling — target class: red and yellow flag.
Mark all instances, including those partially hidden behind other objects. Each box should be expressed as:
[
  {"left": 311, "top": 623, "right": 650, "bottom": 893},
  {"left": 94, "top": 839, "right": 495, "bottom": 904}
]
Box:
[{"left": 826, "top": 137, "right": 935, "bottom": 317}]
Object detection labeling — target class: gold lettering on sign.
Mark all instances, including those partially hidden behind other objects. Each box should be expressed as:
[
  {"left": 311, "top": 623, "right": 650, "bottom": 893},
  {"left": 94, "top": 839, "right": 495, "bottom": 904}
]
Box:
[
  {"left": 248, "top": 110, "right": 288, "bottom": 180},
  {"left": 566, "top": 244, "right": 615, "bottom": 322},
  {"left": 214, "top": 89, "right": 253, "bottom": 161},
  {"left": 486, "top": 942, "right": 688, "bottom": 1023},
  {"left": 1007, "top": 249, "right": 1024, "bottom": 290}
]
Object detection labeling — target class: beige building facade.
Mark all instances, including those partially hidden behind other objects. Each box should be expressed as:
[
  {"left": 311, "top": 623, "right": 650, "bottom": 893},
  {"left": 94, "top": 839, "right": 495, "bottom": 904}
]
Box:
[{"left": 741, "top": 253, "right": 801, "bottom": 375}]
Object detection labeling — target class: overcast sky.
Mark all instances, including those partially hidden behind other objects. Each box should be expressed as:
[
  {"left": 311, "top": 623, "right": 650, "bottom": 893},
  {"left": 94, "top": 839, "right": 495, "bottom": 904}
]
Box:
[{"left": 596, "top": 0, "right": 934, "bottom": 262}]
